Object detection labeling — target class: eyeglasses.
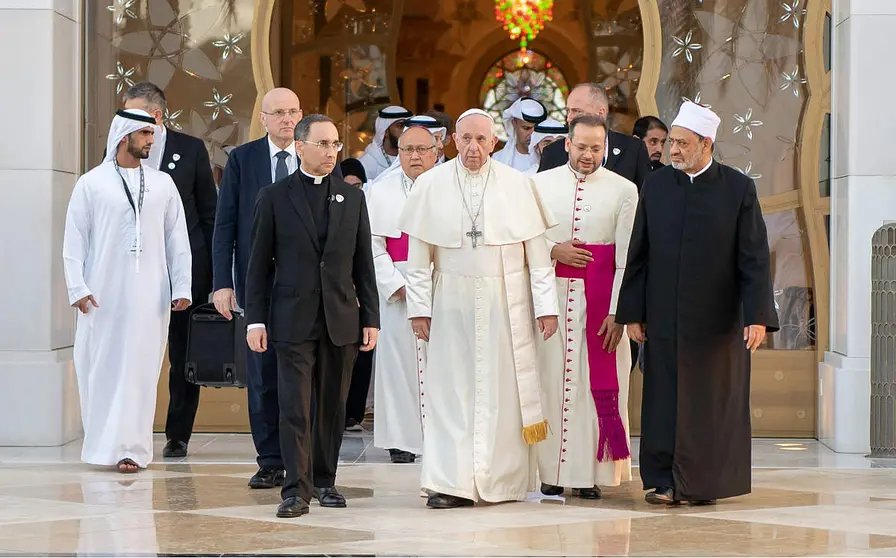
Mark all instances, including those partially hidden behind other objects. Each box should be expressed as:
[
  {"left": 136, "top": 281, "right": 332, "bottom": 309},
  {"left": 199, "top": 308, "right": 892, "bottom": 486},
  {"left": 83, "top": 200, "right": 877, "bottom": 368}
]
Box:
[
  {"left": 262, "top": 109, "right": 302, "bottom": 119},
  {"left": 398, "top": 145, "right": 435, "bottom": 156},
  {"left": 302, "top": 140, "right": 344, "bottom": 152}
]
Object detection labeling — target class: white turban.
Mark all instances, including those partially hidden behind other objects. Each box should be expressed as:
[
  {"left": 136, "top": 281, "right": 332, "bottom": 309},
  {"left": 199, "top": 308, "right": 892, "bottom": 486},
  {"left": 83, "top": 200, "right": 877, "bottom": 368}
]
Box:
[
  {"left": 104, "top": 109, "right": 159, "bottom": 164},
  {"left": 500, "top": 97, "right": 547, "bottom": 138},
  {"left": 671, "top": 101, "right": 721, "bottom": 142},
  {"left": 529, "top": 118, "right": 568, "bottom": 150}
]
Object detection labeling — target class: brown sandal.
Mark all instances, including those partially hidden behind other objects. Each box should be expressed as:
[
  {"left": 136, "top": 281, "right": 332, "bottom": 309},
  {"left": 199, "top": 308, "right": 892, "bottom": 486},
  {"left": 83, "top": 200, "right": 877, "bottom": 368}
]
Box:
[{"left": 117, "top": 458, "right": 139, "bottom": 473}]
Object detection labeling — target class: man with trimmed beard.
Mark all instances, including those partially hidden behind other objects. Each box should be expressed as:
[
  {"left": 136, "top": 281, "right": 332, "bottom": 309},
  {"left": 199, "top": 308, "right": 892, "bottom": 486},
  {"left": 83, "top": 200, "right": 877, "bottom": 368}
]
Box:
[{"left": 358, "top": 105, "right": 412, "bottom": 181}]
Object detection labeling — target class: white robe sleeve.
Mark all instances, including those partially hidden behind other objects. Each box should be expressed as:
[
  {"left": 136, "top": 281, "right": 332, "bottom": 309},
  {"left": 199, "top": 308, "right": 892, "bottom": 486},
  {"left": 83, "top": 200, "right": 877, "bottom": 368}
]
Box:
[
  {"left": 405, "top": 236, "right": 434, "bottom": 319},
  {"left": 165, "top": 183, "right": 193, "bottom": 303},
  {"left": 62, "top": 176, "right": 93, "bottom": 306},
  {"left": 372, "top": 235, "right": 406, "bottom": 301},
  {"left": 525, "top": 235, "right": 559, "bottom": 318},
  {"left": 610, "top": 187, "right": 638, "bottom": 314}
]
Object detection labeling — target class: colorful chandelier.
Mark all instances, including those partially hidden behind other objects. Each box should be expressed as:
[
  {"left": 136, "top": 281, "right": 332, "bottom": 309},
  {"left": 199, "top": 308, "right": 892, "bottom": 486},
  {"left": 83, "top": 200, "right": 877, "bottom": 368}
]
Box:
[{"left": 494, "top": 0, "right": 554, "bottom": 51}]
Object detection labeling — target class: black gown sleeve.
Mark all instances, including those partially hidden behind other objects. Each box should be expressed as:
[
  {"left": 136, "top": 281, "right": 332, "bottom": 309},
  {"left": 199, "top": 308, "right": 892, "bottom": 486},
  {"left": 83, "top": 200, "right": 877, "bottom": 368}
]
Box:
[
  {"left": 245, "top": 187, "right": 275, "bottom": 326},
  {"left": 737, "top": 180, "right": 780, "bottom": 332},
  {"left": 615, "top": 173, "right": 651, "bottom": 325}
]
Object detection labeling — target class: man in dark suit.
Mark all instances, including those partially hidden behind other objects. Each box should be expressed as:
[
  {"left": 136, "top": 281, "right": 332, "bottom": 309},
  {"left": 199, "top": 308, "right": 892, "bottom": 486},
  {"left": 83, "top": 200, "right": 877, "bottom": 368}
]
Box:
[
  {"left": 537, "top": 83, "right": 652, "bottom": 189},
  {"left": 212, "top": 87, "right": 304, "bottom": 488},
  {"left": 245, "top": 114, "right": 379, "bottom": 518},
  {"left": 122, "top": 82, "right": 217, "bottom": 458}
]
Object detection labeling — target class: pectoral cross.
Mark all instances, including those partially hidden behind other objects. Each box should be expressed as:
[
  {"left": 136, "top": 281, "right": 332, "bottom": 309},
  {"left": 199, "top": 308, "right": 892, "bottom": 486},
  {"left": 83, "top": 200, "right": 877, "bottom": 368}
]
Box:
[{"left": 466, "top": 224, "right": 483, "bottom": 248}]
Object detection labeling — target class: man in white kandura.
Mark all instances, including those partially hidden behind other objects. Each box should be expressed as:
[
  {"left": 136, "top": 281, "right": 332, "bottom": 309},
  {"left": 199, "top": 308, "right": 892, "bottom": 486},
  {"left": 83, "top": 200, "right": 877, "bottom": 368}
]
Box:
[
  {"left": 367, "top": 122, "right": 441, "bottom": 464},
  {"left": 534, "top": 114, "right": 638, "bottom": 498},
  {"left": 398, "top": 108, "right": 560, "bottom": 509},
  {"left": 63, "top": 109, "right": 192, "bottom": 473},
  {"left": 358, "top": 105, "right": 413, "bottom": 181},
  {"left": 524, "top": 118, "right": 568, "bottom": 175},
  {"left": 492, "top": 97, "right": 547, "bottom": 172}
]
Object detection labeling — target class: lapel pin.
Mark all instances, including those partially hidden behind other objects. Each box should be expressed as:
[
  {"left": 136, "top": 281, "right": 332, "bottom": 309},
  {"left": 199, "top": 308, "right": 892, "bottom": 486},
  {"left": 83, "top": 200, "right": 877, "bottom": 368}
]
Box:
[
  {"left": 584, "top": 205, "right": 592, "bottom": 212},
  {"left": 613, "top": 147, "right": 621, "bottom": 156},
  {"left": 335, "top": 194, "right": 344, "bottom": 203},
  {"left": 172, "top": 153, "right": 181, "bottom": 162},
  {"left": 168, "top": 162, "right": 176, "bottom": 170}
]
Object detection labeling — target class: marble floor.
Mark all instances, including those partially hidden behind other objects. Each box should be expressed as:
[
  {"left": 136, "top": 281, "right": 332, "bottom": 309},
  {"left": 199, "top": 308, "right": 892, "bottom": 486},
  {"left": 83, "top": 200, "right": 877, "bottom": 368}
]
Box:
[{"left": 0, "top": 433, "right": 895, "bottom": 556}]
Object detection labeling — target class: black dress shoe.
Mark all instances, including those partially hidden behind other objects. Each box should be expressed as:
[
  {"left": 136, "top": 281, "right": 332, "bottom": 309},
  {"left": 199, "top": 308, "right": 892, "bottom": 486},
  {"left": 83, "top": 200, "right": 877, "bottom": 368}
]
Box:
[
  {"left": 162, "top": 440, "right": 188, "bottom": 458},
  {"left": 248, "top": 467, "right": 285, "bottom": 489},
  {"left": 575, "top": 486, "right": 602, "bottom": 499},
  {"left": 426, "top": 493, "right": 474, "bottom": 509},
  {"left": 690, "top": 499, "right": 717, "bottom": 506},
  {"left": 389, "top": 449, "right": 416, "bottom": 463},
  {"left": 540, "top": 483, "right": 564, "bottom": 496},
  {"left": 277, "top": 496, "right": 309, "bottom": 518},
  {"left": 313, "top": 487, "right": 347, "bottom": 508},
  {"left": 645, "top": 487, "right": 679, "bottom": 505}
]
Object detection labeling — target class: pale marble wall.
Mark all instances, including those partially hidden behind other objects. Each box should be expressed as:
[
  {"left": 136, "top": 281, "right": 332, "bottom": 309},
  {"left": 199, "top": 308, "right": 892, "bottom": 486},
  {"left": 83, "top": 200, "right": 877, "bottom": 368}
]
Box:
[
  {"left": 0, "top": 0, "right": 84, "bottom": 445},
  {"left": 821, "top": 0, "right": 896, "bottom": 453}
]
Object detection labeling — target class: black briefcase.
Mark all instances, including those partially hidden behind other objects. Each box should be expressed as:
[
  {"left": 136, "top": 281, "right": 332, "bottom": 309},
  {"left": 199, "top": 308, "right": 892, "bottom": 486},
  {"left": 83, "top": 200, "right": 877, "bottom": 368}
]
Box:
[{"left": 184, "top": 303, "right": 248, "bottom": 388}]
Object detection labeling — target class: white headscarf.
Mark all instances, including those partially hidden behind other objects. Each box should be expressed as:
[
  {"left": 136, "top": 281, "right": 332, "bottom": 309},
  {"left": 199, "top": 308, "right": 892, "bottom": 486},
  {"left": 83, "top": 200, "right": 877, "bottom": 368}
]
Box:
[
  {"left": 493, "top": 97, "right": 547, "bottom": 170},
  {"left": 364, "top": 105, "right": 412, "bottom": 157},
  {"left": 671, "top": 101, "right": 721, "bottom": 141},
  {"left": 529, "top": 118, "right": 568, "bottom": 151},
  {"left": 104, "top": 109, "right": 159, "bottom": 164}
]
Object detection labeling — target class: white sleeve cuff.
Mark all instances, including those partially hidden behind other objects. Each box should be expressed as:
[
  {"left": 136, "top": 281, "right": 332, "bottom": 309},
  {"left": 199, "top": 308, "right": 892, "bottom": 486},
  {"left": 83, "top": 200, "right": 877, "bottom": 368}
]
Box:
[
  {"left": 247, "top": 323, "right": 265, "bottom": 331},
  {"left": 529, "top": 266, "right": 559, "bottom": 318}
]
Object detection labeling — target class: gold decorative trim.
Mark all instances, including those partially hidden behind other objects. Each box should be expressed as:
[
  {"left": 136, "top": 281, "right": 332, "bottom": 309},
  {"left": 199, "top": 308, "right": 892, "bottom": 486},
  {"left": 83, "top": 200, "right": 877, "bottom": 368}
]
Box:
[
  {"left": 249, "top": 0, "right": 277, "bottom": 140},
  {"left": 798, "top": 0, "right": 832, "bottom": 361},
  {"left": 636, "top": 0, "right": 662, "bottom": 117}
]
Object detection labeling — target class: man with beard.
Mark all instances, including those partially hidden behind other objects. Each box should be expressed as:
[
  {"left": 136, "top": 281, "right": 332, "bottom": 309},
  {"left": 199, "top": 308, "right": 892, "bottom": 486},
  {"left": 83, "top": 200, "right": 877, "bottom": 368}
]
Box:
[
  {"left": 534, "top": 115, "right": 638, "bottom": 500},
  {"left": 616, "top": 101, "right": 778, "bottom": 506},
  {"left": 632, "top": 116, "right": 668, "bottom": 171},
  {"left": 358, "top": 105, "right": 413, "bottom": 181},
  {"left": 493, "top": 97, "right": 548, "bottom": 172},
  {"left": 524, "top": 119, "right": 567, "bottom": 175}
]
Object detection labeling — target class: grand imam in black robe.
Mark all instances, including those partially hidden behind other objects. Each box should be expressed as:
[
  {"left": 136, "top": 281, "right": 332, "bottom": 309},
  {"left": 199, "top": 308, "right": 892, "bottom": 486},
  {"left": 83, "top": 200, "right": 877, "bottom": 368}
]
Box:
[{"left": 616, "top": 160, "right": 779, "bottom": 502}]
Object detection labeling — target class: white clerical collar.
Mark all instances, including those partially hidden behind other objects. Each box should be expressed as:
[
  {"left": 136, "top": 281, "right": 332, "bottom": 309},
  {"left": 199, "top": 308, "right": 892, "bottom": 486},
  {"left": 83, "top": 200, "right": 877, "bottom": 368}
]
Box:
[
  {"left": 458, "top": 157, "right": 491, "bottom": 177},
  {"left": 268, "top": 135, "right": 297, "bottom": 161},
  {"left": 603, "top": 136, "right": 609, "bottom": 164},
  {"left": 686, "top": 158, "right": 714, "bottom": 182},
  {"left": 299, "top": 165, "right": 326, "bottom": 184},
  {"left": 567, "top": 162, "right": 602, "bottom": 182}
]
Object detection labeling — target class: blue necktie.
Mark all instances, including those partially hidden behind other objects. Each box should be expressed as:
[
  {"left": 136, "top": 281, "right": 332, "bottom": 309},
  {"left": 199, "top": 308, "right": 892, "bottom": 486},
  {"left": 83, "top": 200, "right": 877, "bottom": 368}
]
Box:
[{"left": 275, "top": 151, "right": 289, "bottom": 181}]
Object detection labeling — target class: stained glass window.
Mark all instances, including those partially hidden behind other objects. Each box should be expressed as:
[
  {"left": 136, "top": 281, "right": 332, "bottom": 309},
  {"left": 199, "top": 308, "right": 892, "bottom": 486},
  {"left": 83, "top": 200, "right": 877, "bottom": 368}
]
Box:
[{"left": 478, "top": 50, "right": 569, "bottom": 142}]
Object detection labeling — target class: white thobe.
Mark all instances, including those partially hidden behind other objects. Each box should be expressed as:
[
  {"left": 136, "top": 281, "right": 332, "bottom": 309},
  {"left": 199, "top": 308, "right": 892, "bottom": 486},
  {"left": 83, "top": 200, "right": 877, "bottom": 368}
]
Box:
[
  {"left": 534, "top": 165, "right": 638, "bottom": 488},
  {"left": 367, "top": 170, "right": 427, "bottom": 454},
  {"left": 63, "top": 162, "right": 192, "bottom": 468},
  {"left": 493, "top": 142, "right": 538, "bottom": 172},
  {"left": 401, "top": 159, "right": 558, "bottom": 503},
  {"left": 358, "top": 143, "right": 396, "bottom": 182}
]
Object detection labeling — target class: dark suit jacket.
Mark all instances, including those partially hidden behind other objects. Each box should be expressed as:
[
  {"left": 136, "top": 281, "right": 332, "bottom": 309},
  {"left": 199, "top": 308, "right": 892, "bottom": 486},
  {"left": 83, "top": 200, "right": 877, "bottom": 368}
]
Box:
[
  {"left": 537, "top": 129, "right": 652, "bottom": 189},
  {"left": 212, "top": 136, "right": 343, "bottom": 306},
  {"left": 245, "top": 172, "right": 379, "bottom": 346},
  {"left": 163, "top": 130, "right": 217, "bottom": 284}
]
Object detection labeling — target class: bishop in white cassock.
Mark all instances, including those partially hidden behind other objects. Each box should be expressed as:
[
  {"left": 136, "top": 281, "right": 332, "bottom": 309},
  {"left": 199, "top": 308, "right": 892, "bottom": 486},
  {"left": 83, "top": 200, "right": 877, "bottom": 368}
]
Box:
[
  {"left": 63, "top": 109, "right": 192, "bottom": 473},
  {"left": 367, "top": 124, "right": 441, "bottom": 464},
  {"left": 534, "top": 115, "right": 638, "bottom": 498},
  {"left": 397, "top": 109, "right": 560, "bottom": 509}
]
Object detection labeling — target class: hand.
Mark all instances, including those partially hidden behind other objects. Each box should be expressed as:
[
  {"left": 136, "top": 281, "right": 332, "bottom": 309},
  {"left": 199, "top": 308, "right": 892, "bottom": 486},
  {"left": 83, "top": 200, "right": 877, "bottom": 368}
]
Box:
[
  {"left": 551, "top": 241, "right": 593, "bottom": 268},
  {"left": 411, "top": 317, "right": 431, "bottom": 342},
  {"left": 627, "top": 323, "right": 647, "bottom": 343},
  {"left": 394, "top": 286, "right": 407, "bottom": 301},
  {"left": 537, "top": 316, "right": 559, "bottom": 340},
  {"left": 599, "top": 315, "right": 624, "bottom": 352},
  {"left": 744, "top": 324, "right": 767, "bottom": 353},
  {"left": 247, "top": 327, "right": 267, "bottom": 353},
  {"left": 73, "top": 295, "right": 99, "bottom": 314},
  {"left": 213, "top": 288, "right": 237, "bottom": 320},
  {"left": 361, "top": 327, "right": 379, "bottom": 351},
  {"left": 172, "top": 298, "right": 190, "bottom": 311}
]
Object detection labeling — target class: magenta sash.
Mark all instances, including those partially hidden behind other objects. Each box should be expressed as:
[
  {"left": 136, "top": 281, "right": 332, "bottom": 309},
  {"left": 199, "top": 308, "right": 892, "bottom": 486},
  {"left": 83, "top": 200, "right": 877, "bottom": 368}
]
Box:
[
  {"left": 555, "top": 244, "right": 630, "bottom": 462},
  {"left": 385, "top": 233, "right": 409, "bottom": 262}
]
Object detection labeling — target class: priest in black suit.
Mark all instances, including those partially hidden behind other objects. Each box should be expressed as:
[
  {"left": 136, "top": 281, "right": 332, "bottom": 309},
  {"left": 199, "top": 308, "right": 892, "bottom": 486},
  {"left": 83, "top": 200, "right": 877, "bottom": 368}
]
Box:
[
  {"left": 245, "top": 114, "right": 379, "bottom": 518},
  {"left": 537, "top": 83, "right": 651, "bottom": 189},
  {"left": 122, "top": 82, "right": 217, "bottom": 458},
  {"left": 616, "top": 101, "right": 778, "bottom": 506}
]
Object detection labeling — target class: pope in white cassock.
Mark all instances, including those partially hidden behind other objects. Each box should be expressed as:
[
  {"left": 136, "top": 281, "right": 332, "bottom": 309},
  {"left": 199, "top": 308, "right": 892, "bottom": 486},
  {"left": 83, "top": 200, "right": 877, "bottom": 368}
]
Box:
[
  {"left": 358, "top": 105, "right": 413, "bottom": 181},
  {"left": 492, "top": 97, "right": 547, "bottom": 172},
  {"left": 367, "top": 123, "right": 442, "bottom": 465},
  {"left": 534, "top": 114, "right": 638, "bottom": 498},
  {"left": 397, "top": 108, "right": 560, "bottom": 509},
  {"left": 63, "top": 109, "right": 192, "bottom": 473}
]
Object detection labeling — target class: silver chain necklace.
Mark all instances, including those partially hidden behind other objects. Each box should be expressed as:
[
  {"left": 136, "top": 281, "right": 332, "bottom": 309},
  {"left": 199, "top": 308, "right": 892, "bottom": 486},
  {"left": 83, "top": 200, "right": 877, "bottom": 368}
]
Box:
[{"left": 455, "top": 158, "right": 492, "bottom": 248}]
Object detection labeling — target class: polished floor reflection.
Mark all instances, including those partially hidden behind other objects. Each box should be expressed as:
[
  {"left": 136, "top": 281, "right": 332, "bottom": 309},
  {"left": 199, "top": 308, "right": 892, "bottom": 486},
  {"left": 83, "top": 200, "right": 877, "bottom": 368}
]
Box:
[{"left": 0, "top": 434, "right": 894, "bottom": 556}]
